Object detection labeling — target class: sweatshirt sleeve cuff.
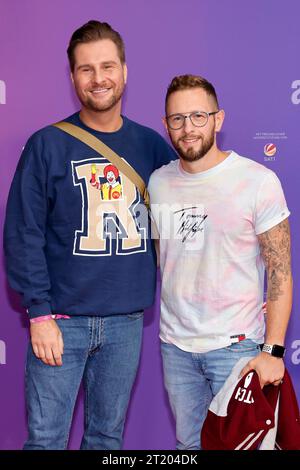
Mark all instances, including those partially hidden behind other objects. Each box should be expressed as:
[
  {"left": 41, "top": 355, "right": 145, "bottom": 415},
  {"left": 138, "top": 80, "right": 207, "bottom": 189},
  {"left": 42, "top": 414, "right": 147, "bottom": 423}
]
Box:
[{"left": 27, "top": 302, "right": 52, "bottom": 319}]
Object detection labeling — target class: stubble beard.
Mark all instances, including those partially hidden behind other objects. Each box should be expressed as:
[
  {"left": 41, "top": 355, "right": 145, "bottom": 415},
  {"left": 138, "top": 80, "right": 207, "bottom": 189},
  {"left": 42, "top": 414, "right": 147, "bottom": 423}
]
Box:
[
  {"left": 172, "top": 131, "right": 215, "bottom": 162},
  {"left": 82, "top": 81, "right": 125, "bottom": 113}
]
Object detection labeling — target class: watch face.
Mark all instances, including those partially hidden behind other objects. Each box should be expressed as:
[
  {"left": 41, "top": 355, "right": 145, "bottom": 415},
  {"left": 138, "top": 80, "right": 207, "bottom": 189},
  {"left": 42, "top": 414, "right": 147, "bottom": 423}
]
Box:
[{"left": 272, "top": 344, "right": 286, "bottom": 358}]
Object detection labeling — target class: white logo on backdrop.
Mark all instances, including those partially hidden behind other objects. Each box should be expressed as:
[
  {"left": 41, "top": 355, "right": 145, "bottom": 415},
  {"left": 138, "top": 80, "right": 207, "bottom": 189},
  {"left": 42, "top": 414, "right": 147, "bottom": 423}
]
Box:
[
  {"left": 291, "top": 80, "right": 300, "bottom": 104},
  {"left": 291, "top": 339, "right": 300, "bottom": 365},
  {"left": 0, "top": 340, "right": 6, "bottom": 365},
  {"left": 0, "top": 80, "right": 6, "bottom": 104}
]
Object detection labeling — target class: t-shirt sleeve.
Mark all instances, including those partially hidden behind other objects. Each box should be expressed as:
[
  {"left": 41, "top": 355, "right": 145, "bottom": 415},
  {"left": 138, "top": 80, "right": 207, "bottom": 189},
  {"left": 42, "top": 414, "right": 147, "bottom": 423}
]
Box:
[{"left": 254, "top": 171, "right": 290, "bottom": 235}]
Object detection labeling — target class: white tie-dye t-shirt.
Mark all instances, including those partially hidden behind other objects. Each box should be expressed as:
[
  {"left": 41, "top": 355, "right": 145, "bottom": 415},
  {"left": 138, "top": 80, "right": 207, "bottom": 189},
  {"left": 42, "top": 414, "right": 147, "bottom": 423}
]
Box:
[{"left": 148, "top": 151, "right": 290, "bottom": 353}]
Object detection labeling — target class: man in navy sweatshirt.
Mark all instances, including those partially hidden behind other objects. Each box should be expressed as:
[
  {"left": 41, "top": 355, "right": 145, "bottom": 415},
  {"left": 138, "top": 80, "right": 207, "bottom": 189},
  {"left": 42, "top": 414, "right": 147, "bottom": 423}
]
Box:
[{"left": 4, "top": 20, "right": 175, "bottom": 450}]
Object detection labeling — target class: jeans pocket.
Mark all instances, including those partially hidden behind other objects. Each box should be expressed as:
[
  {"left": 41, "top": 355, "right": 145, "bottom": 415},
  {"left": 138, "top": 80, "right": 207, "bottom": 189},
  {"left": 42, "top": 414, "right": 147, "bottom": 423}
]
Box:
[
  {"left": 126, "top": 311, "right": 144, "bottom": 320},
  {"left": 226, "top": 339, "right": 260, "bottom": 353}
]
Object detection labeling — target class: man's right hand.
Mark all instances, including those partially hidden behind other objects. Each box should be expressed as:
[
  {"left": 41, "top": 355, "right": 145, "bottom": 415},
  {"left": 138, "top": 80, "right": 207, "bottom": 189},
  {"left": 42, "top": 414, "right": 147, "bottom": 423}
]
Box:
[{"left": 30, "top": 319, "right": 64, "bottom": 366}]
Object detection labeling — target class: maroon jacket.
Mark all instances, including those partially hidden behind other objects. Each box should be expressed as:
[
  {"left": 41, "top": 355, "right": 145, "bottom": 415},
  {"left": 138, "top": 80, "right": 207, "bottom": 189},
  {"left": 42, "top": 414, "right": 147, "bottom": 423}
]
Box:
[{"left": 201, "top": 357, "right": 300, "bottom": 450}]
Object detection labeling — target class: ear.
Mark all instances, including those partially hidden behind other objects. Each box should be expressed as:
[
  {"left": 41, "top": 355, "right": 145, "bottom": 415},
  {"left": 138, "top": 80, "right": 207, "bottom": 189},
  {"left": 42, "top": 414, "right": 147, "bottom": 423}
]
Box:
[
  {"left": 70, "top": 72, "right": 74, "bottom": 85},
  {"left": 123, "top": 63, "right": 128, "bottom": 84},
  {"left": 215, "top": 109, "right": 225, "bottom": 133}
]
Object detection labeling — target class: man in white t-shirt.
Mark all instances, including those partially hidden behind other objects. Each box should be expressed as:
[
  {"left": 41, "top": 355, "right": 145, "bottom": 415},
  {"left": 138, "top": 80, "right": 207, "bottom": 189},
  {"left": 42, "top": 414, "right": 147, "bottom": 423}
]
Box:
[{"left": 148, "top": 75, "right": 293, "bottom": 450}]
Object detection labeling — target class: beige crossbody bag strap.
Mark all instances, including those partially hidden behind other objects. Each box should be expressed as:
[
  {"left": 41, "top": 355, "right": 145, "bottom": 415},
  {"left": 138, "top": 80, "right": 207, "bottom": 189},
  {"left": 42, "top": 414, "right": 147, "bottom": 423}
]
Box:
[{"left": 53, "top": 121, "right": 150, "bottom": 209}]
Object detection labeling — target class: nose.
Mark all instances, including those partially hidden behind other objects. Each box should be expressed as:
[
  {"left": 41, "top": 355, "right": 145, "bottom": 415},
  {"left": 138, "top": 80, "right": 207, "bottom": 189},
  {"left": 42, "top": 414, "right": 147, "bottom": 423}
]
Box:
[
  {"left": 182, "top": 115, "right": 194, "bottom": 133},
  {"left": 92, "top": 68, "right": 105, "bottom": 85}
]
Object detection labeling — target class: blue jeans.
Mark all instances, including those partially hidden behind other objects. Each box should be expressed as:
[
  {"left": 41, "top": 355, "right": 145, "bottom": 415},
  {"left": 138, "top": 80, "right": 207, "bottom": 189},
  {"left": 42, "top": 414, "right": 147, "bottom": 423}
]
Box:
[
  {"left": 24, "top": 313, "right": 143, "bottom": 450},
  {"left": 161, "top": 339, "right": 260, "bottom": 450}
]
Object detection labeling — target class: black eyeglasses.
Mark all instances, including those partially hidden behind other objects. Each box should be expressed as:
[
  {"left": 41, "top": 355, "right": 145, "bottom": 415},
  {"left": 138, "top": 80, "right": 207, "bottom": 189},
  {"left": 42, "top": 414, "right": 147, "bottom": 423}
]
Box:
[{"left": 166, "top": 110, "right": 219, "bottom": 130}]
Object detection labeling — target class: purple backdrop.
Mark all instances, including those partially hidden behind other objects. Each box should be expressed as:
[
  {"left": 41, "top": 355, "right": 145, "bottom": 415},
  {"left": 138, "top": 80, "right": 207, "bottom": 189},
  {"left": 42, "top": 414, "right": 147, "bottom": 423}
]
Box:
[{"left": 0, "top": 0, "right": 299, "bottom": 450}]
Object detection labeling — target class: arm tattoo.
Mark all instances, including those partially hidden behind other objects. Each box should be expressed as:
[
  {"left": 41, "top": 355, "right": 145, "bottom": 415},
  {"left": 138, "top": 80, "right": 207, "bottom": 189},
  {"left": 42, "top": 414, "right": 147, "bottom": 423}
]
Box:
[{"left": 258, "top": 218, "right": 291, "bottom": 301}]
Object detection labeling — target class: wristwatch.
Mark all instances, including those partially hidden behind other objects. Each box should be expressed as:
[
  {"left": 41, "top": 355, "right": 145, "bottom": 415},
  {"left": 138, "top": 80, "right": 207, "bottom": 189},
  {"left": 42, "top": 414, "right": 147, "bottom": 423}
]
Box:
[{"left": 260, "top": 343, "right": 286, "bottom": 358}]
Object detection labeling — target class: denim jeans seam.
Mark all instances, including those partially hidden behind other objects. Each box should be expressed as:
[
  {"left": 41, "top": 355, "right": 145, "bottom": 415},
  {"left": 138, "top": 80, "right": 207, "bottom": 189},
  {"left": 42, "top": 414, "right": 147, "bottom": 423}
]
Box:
[
  {"left": 227, "top": 346, "right": 259, "bottom": 353},
  {"left": 225, "top": 339, "right": 259, "bottom": 352},
  {"left": 95, "top": 316, "right": 100, "bottom": 350},
  {"left": 83, "top": 372, "right": 90, "bottom": 446},
  {"left": 63, "top": 377, "right": 85, "bottom": 449},
  {"left": 88, "top": 317, "right": 92, "bottom": 353},
  {"left": 191, "top": 353, "right": 203, "bottom": 375},
  {"left": 99, "top": 317, "right": 104, "bottom": 348},
  {"left": 89, "top": 316, "right": 96, "bottom": 353},
  {"left": 93, "top": 316, "right": 97, "bottom": 351}
]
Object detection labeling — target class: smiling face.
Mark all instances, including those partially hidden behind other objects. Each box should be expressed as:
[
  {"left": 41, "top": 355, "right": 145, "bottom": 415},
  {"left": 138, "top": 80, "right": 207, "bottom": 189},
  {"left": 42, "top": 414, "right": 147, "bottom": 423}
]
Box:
[
  {"left": 165, "top": 88, "right": 221, "bottom": 162},
  {"left": 106, "top": 170, "right": 116, "bottom": 184},
  {"left": 71, "top": 39, "right": 127, "bottom": 113}
]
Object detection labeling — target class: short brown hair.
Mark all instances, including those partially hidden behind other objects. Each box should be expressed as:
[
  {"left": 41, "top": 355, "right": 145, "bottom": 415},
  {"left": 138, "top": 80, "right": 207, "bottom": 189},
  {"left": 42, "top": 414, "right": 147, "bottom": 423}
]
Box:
[
  {"left": 67, "top": 20, "right": 125, "bottom": 71},
  {"left": 165, "top": 74, "right": 219, "bottom": 112}
]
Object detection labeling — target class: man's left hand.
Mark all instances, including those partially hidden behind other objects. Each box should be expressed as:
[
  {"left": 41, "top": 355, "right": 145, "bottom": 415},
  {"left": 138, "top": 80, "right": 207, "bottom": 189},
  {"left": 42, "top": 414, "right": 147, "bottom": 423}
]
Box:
[{"left": 239, "top": 352, "right": 285, "bottom": 388}]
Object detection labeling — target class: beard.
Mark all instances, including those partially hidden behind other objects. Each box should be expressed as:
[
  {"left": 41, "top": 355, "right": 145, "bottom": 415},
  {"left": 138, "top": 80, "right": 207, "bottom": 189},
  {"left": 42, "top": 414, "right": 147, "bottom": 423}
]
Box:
[
  {"left": 171, "top": 130, "right": 215, "bottom": 162},
  {"left": 80, "top": 80, "right": 125, "bottom": 113}
]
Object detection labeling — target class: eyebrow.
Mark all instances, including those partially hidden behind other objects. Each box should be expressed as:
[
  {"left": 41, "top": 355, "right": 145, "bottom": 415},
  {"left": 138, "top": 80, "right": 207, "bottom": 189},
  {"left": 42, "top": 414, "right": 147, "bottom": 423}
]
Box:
[
  {"left": 167, "top": 110, "right": 205, "bottom": 117},
  {"left": 76, "top": 61, "right": 118, "bottom": 70}
]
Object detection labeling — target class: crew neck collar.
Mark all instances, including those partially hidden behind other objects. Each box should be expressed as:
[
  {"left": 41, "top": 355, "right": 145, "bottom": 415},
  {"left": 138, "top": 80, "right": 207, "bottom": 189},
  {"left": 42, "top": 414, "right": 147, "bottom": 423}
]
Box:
[
  {"left": 177, "top": 151, "right": 237, "bottom": 179},
  {"left": 72, "top": 112, "right": 128, "bottom": 137}
]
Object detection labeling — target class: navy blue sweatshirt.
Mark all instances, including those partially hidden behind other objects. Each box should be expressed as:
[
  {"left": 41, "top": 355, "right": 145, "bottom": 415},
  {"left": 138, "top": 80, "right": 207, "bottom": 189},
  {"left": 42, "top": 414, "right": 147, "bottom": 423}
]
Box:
[{"left": 4, "top": 112, "right": 176, "bottom": 319}]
